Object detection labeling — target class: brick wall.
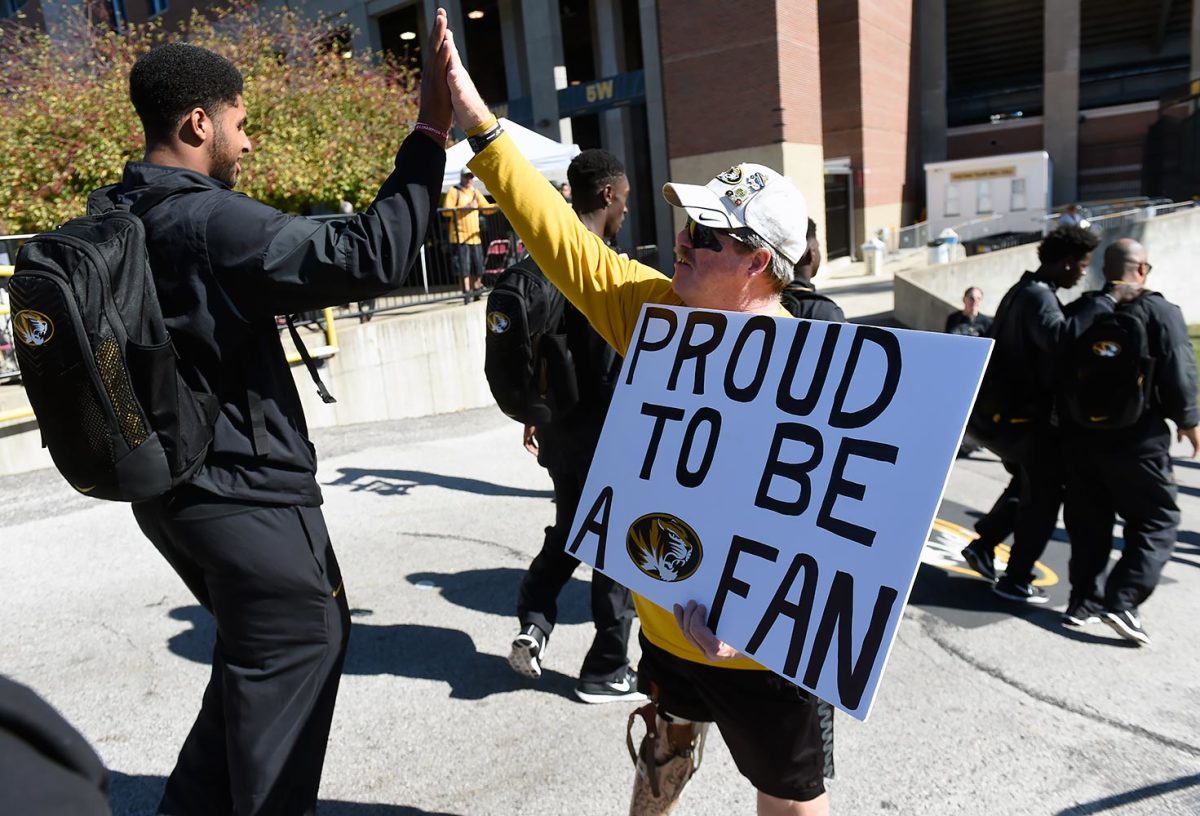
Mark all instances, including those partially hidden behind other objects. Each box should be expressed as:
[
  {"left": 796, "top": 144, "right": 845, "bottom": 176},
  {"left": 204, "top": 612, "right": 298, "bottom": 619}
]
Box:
[
  {"left": 658, "top": 0, "right": 784, "bottom": 157},
  {"left": 776, "top": 0, "right": 823, "bottom": 146}
]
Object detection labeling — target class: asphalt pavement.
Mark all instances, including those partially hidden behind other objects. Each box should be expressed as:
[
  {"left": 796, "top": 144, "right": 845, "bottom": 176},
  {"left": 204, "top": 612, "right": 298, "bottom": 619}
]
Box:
[{"left": 3, "top": 407, "right": 1199, "bottom": 816}]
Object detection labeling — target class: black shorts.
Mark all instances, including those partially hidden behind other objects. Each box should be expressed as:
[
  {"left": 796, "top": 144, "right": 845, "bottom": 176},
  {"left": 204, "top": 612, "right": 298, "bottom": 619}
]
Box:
[
  {"left": 451, "top": 243, "right": 484, "bottom": 279},
  {"left": 636, "top": 634, "right": 833, "bottom": 802}
]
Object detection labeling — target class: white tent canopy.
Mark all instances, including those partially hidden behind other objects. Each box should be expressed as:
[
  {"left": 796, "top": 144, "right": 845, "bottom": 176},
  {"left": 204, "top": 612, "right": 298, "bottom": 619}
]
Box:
[{"left": 441, "top": 118, "right": 580, "bottom": 196}]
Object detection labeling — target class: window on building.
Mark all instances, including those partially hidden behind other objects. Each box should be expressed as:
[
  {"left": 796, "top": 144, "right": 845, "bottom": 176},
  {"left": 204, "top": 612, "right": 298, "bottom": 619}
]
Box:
[
  {"left": 461, "top": 0, "right": 507, "bottom": 105},
  {"left": 378, "top": 4, "right": 424, "bottom": 70},
  {"left": 945, "top": 184, "right": 960, "bottom": 218},
  {"left": 1011, "top": 178, "right": 1026, "bottom": 211},
  {"left": 0, "top": 0, "right": 27, "bottom": 18},
  {"left": 977, "top": 181, "right": 992, "bottom": 214}
]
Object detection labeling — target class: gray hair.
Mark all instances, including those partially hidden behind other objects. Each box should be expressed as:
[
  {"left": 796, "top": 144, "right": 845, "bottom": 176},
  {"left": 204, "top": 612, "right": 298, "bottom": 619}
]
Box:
[{"left": 736, "top": 231, "right": 793, "bottom": 292}]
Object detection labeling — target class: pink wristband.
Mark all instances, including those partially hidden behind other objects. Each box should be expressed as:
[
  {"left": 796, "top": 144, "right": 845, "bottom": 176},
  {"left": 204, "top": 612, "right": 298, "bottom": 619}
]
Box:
[{"left": 414, "top": 122, "right": 449, "bottom": 144}]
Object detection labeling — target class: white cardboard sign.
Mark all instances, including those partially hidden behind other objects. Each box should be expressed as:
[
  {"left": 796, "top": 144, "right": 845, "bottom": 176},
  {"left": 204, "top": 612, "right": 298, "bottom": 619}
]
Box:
[{"left": 565, "top": 305, "right": 992, "bottom": 720}]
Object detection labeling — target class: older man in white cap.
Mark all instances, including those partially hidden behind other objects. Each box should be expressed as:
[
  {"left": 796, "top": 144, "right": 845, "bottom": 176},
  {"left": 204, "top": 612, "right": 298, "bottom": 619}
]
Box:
[{"left": 438, "top": 27, "right": 832, "bottom": 816}]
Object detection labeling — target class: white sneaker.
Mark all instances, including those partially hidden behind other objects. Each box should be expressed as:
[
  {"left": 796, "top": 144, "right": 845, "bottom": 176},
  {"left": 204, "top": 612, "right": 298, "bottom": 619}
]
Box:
[{"left": 507, "top": 625, "right": 548, "bottom": 679}]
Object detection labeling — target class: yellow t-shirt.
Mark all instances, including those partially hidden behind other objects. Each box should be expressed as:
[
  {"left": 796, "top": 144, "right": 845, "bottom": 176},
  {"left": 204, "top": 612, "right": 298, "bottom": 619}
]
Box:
[
  {"left": 471, "top": 131, "right": 784, "bottom": 671},
  {"left": 441, "top": 185, "right": 493, "bottom": 245}
]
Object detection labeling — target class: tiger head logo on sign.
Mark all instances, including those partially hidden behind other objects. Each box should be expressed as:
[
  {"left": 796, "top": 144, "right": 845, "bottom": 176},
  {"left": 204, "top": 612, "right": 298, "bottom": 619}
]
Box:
[{"left": 626, "top": 513, "right": 702, "bottom": 582}]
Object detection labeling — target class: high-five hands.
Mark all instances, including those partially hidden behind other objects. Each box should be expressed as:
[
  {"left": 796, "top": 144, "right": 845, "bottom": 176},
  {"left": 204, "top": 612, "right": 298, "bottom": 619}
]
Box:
[
  {"left": 673, "top": 600, "right": 741, "bottom": 662},
  {"left": 418, "top": 9, "right": 453, "bottom": 133},
  {"left": 441, "top": 25, "right": 492, "bottom": 131}
]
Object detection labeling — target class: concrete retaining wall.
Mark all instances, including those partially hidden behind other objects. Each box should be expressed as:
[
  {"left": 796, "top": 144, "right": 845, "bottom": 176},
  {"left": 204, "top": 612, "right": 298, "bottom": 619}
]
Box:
[
  {"left": 894, "top": 206, "right": 1200, "bottom": 333},
  {"left": 0, "top": 302, "right": 496, "bottom": 477},
  {"left": 296, "top": 302, "right": 493, "bottom": 428}
]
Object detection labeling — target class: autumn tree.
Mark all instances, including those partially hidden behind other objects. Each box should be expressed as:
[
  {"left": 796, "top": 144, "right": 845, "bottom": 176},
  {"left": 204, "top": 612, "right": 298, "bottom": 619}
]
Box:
[{"left": 0, "top": 3, "right": 420, "bottom": 232}]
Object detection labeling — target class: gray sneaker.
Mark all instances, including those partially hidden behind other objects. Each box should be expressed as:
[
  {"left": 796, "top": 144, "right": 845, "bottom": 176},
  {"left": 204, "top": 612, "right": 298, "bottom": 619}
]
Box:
[
  {"left": 507, "top": 625, "right": 548, "bottom": 678},
  {"left": 961, "top": 541, "right": 998, "bottom": 583},
  {"left": 1061, "top": 599, "right": 1102, "bottom": 626},
  {"left": 575, "top": 667, "right": 646, "bottom": 704},
  {"left": 992, "top": 576, "right": 1049, "bottom": 604},
  {"left": 1102, "top": 608, "right": 1149, "bottom": 646}
]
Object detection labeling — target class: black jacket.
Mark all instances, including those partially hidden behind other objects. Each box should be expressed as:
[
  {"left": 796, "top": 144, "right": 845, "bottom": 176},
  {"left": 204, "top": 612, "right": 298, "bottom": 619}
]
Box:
[
  {"left": 1064, "top": 287, "right": 1200, "bottom": 453},
  {"left": 780, "top": 279, "right": 845, "bottom": 323},
  {"left": 988, "top": 271, "right": 1113, "bottom": 423},
  {"left": 944, "top": 311, "right": 992, "bottom": 337},
  {"left": 536, "top": 298, "right": 621, "bottom": 473},
  {"left": 89, "top": 133, "right": 446, "bottom": 505}
]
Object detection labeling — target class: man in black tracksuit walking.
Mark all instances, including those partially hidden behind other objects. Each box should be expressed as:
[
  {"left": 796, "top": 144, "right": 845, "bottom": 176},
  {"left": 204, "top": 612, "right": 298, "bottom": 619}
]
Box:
[
  {"left": 963, "top": 226, "right": 1137, "bottom": 603},
  {"left": 508, "top": 150, "right": 641, "bottom": 704},
  {"left": 1060, "top": 239, "right": 1199, "bottom": 644},
  {"left": 110, "top": 19, "right": 452, "bottom": 815}
]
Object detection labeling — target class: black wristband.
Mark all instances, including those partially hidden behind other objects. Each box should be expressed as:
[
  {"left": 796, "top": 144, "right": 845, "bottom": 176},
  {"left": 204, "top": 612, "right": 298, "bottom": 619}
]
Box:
[{"left": 468, "top": 124, "right": 504, "bottom": 154}]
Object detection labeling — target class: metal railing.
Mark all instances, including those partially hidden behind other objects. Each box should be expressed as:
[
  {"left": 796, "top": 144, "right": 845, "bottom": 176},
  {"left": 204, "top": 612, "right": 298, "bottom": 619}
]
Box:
[
  {"left": 311, "top": 207, "right": 524, "bottom": 320},
  {"left": 892, "top": 221, "right": 929, "bottom": 253},
  {"left": 1039, "top": 200, "right": 1198, "bottom": 236}
]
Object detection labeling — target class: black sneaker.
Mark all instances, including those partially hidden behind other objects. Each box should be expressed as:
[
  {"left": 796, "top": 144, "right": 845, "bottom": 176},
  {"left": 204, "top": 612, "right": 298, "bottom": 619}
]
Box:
[
  {"left": 961, "top": 541, "right": 998, "bottom": 583},
  {"left": 1061, "top": 599, "right": 1102, "bottom": 626},
  {"left": 574, "top": 667, "right": 647, "bottom": 705},
  {"left": 507, "top": 625, "right": 548, "bottom": 679},
  {"left": 992, "top": 576, "right": 1049, "bottom": 604},
  {"left": 1102, "top": 608, "right": 1150, "bottom": 646}
]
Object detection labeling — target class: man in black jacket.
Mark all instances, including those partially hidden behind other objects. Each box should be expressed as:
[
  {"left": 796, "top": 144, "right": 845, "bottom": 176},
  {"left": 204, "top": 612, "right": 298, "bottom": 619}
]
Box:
[
  {"left": 1060, "top": 239, "right": 1199, "bottom": 643},
  {"left": 779, "top": 218, "right": 845, "bottom": 322},
  {"left": 508, "top": 149, "right": 642, "bottom": 704},
  {"left": 964, "top": 226, "right": 1128, "bottom": 604},
  {"left": 111, "top": 16, "right": 451, "bottom": 815}
]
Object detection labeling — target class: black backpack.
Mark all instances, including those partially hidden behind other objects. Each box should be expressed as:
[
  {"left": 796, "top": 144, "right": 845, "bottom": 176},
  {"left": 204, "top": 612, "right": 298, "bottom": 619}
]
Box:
[
  {"left": 484, "top": 256, "right": 579, "bottom": 424},
  {"left": 8, "top": 187, "right": 219, "bottom": 501},
  {"left": 1060, "top": 301, "right": 1156, "bottom": 430}
]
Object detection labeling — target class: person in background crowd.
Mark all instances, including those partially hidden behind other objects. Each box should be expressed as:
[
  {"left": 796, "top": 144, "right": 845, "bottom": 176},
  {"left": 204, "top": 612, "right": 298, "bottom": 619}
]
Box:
[
  {"left": 1057, "top": 203, "right": 1090, "bottom": 229},
  {"left": 1060, "top": 239, "right": 1198, "bottom": 644},
  {"left": 509, "top": 149, "right": 641, "bottom": 705},
  {"left": 945, "top": 286, "right": 992, "bottom": 336},
  {"left": 963, "top": 226, "right": 1138, "bottom": 604},
  {"left": 779, "top": 218, "right": 844, "bottom": 322},
  {"left": 558, "top": 181, "right": 572, "bottom": 203},
  {"left": 443, "top": 169, "right": 496, "bottom": 304}
]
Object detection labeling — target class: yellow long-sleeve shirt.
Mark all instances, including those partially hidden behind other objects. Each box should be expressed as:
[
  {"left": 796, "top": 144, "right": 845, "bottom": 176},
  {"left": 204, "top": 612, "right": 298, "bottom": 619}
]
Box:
[
  {"left": 470, "top": 130, "right": 767, "bottom": 671},
  {"left": 442, "top": 185, "right": 495, "bottom": 245}
]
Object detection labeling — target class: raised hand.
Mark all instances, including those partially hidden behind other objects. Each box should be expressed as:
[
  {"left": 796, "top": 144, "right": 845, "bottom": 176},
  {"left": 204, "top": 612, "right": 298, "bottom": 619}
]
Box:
[
  {"left": 443, "top": 28, "right": 492, "bottom": 131},
  {"left": 417, "top": 8, "right": 452, "bottom": 132}
]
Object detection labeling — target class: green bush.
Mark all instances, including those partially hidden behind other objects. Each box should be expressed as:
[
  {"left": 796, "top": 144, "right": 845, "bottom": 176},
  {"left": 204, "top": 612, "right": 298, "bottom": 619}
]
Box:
[{"left": 0, "top": 3, "right": 419, "bottom": 232}]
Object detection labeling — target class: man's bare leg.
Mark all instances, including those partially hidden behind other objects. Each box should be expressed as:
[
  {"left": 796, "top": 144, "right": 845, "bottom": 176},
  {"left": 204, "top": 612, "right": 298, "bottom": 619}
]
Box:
[{"left": 757, "top": 791, "right": 829, "bottom": 816}]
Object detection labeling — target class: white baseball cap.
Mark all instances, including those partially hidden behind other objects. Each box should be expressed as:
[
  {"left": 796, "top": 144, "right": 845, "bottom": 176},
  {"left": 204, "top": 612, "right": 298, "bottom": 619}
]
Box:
[{"left": 662, "top": 164, "right": 809, "bottom": 265}]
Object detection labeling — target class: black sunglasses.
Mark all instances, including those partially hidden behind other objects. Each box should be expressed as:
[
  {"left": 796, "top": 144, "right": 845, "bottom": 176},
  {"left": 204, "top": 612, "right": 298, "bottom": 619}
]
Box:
[{"left": 686, "top": 218, "right": 752, "bottom": 253}]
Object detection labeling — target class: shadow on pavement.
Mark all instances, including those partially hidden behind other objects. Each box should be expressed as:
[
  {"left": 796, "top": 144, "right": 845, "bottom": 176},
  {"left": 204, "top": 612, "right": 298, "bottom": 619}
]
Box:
[
  {"left": 1054, "top": 771, "right": 1200, "bottom": 815},
  {"left": 405, "top": 567, "right": 590, "bottom": 623},
  {"left": 907, "top": 563, "right": 1065, "bottom": 630},
  {"left": 907, "top": 562, "right": 1133, "bottom": 646},
  {"left": 165, "top": 606, "right": 578, "bottom": 701},
  {"left": 109, "top": 773, "right": 466, "bottom": 816},
  {"left": 323, "top": 468, "right": 553, "bottom": 499}
]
